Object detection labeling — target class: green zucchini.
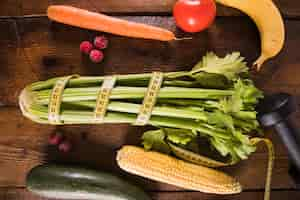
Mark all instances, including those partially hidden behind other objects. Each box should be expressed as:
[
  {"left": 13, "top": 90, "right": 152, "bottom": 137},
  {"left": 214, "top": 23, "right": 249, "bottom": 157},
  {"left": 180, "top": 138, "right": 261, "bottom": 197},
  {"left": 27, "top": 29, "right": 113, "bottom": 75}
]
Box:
[{"left": 26, "top": 164, "right": 151, "bottom": 200}]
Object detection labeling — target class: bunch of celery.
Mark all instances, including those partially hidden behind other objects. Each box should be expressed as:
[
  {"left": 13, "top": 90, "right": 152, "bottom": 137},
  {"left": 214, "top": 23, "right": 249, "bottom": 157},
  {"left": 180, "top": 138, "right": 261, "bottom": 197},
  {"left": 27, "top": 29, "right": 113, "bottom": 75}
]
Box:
[{"left": 20, "top": 52, "right": 263, "bottom": 163}]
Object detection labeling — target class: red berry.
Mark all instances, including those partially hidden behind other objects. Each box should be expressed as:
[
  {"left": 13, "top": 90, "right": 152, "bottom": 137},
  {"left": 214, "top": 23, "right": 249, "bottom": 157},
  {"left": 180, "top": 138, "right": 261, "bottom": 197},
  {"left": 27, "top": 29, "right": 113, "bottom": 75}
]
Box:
[
  {"left": 58, "top": 140, "right": 72, "bottom": 153},
  {"left": 89, "top": 49, "right": 104, "bottom": 63},
  {"left": 94, "top": 36, "right": 108, "bottom": 49},
  {"left": 80, "top": 41, "right": 93, "bottom": 54},
  {"left": 48, "top": 132, "right": 63, "bottom": 145}
]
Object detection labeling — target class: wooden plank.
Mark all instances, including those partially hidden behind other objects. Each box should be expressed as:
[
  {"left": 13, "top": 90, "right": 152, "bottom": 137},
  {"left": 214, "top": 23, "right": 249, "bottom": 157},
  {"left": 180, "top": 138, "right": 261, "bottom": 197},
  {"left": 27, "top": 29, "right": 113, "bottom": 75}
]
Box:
[
  {"left": 0, "top": 0, "right": 20, "bottom": 17},
  {"left": 0, "top": 15, "right": 299, "bottom": 191},
  {"left": 0, "top": 19, "right": 41, "bottom": 106},
  {"left": 0, "top": 189, "right": 300, "bottom": 200},
  {"left": 0, "top": 17, "right": 298, "bottom": 190},
  {"left": 0, "top": 107, "right": 297, "bottom": 190},
  {"left": 0, "top": 0, "right": 242, "bottom": 16},
  {"left": 1, "top": 16, "right": 258, "bottom": 106},
  {"left": 0, "top": 18, "right": 59, "bottom": 106},
  {"left": 19, "top": 0, "right": 245, "bottom": 16},
  {"left": 153, "top": 191, "right": 300, "bottom": 200},
  {"left": 1, "top": 0, "right": 299, "bottom": 17},
  {"left": 21, "top": 0, "right": 97, "bottom": 17},
  {"left": 0, "top": 16, "right": 300, "bottom": 106}
]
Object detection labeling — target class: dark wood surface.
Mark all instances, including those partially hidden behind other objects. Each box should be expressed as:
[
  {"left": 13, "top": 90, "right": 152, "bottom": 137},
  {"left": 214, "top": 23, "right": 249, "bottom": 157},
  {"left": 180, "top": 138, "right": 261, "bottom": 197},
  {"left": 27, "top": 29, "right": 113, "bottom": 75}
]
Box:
[
  {"left": 1, "top": 0, "right": 300, "bottom": 199},
  {"left": 0, "top": 0, "right": 300, "bottom": 17},
  {"left": 1, "top": 189, "right": 300, "bottom": 200}
]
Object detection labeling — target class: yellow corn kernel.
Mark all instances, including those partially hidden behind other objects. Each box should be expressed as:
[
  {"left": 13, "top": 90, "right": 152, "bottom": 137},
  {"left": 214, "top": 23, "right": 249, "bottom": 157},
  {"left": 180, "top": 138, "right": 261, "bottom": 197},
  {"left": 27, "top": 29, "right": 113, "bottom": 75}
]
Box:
[{"left": 117, "top": 145, "right": 242, "bottom": 194}]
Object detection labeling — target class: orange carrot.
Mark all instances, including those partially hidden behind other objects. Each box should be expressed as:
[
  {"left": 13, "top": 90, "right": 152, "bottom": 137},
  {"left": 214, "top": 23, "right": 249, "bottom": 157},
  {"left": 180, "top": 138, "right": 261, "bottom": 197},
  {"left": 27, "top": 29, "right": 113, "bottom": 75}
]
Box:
[{"left": 47, "top": 5, "right": 176, "bottom": 41}]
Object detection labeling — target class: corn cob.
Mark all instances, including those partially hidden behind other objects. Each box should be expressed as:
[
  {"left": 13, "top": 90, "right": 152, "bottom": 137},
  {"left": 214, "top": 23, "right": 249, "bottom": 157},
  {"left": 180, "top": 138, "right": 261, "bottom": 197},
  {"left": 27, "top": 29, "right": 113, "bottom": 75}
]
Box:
[{"left": 116, "top": 145, "right": 242, "bottom": 194}]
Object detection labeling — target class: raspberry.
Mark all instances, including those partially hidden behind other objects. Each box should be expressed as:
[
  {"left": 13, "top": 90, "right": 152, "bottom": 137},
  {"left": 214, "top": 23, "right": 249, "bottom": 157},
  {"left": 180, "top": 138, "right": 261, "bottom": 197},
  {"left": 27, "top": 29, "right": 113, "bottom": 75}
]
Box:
[
  {"left": 48, "top": 132, "right": 63, "bottom": 145},
  {"left": 94, "top": 36, "right": 108, "bottom": 49},
  {"left": 89, "top": 49, "right": 104, "bottom": 63},
  {"left": 80, "top": 41, "right": 93, "bottom": 54},
  {"left": 58, "top": 140, "right": 72, "bottom": 153}
]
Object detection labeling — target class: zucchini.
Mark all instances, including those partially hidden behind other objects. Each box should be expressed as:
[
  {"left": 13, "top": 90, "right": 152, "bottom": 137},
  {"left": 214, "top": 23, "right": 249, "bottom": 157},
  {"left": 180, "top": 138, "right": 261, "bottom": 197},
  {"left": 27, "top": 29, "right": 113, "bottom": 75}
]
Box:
[{"left": 26, "top": 164, "right": 151, "bottom": 200}]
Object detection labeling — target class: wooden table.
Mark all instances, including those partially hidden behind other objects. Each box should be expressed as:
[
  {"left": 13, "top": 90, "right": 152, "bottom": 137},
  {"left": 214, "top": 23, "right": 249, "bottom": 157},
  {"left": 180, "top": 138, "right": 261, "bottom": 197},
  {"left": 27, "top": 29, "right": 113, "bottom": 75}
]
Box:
[{"left": 1, "top": 0, "right": 300, "bottom": 199}]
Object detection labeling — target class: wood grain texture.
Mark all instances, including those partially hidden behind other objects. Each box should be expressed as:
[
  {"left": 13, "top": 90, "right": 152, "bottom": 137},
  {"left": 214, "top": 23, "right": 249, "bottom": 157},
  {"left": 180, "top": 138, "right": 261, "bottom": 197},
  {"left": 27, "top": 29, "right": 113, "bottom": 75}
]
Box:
[
  {"left": 1, "top": 189, "right": 300, "bottom": 200},
  {"left": 0, "top": 16, "right": 259, "bottom": 106},
  {"left": 1, "top": 0, "right": 299, "bottom": 17},
  {"left": 0, "top": 0, "right": 21, "bottom": 17},
  {"left": 0, "top": 19, "right": 40, "bottom": 106},
  {"left": 0, "top": 1, "right": 300, "bottom": 198},
  {"left": 0, "top": 16, "right": 299, "bottom": 192},
  {"left": 0, "top": 107, "right": 297, "bottom": 190},
  {"left": 1, "top": 16, "right": 300, "bottom": 106},
  {"left": 154, "top": 191, "right": 300, "bottom": 200}
]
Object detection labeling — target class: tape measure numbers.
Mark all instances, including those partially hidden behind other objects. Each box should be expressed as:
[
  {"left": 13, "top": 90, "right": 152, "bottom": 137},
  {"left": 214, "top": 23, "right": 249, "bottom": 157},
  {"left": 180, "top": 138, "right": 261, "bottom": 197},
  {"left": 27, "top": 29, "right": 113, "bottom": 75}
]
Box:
[
  {"left": 135, "top": 72, "right": 163, "bottom": 126},
  {"left": 48, "top": 75, "right": 79, "bottom": 124},
  {"left": 93, "top": 76, "right": 117, "bottom": 123}
]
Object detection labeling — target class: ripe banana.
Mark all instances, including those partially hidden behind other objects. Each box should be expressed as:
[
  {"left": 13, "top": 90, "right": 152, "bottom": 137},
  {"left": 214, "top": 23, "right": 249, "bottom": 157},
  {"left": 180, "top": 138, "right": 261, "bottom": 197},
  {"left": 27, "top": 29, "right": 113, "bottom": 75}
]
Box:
[{"left": 216, "top": 0, "right": 285, "bottom": 70}]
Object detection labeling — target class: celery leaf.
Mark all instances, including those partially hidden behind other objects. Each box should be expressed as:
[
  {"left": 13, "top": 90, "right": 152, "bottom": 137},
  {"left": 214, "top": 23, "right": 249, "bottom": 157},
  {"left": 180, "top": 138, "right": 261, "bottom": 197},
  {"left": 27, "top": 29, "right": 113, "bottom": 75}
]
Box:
[
  {"left": 142, "top": 129, "right": 170, "bottom": 154},
  {"left": 191, "top": 52, "right": 248, "bottom": 80}
]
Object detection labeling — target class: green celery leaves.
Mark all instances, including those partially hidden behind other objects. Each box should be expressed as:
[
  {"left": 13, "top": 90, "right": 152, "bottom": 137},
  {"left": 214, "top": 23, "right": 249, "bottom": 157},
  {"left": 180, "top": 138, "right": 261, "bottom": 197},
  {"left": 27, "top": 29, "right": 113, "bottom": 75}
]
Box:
[{"left": 141, "top": 52, "right": 263, "bottom": 164}]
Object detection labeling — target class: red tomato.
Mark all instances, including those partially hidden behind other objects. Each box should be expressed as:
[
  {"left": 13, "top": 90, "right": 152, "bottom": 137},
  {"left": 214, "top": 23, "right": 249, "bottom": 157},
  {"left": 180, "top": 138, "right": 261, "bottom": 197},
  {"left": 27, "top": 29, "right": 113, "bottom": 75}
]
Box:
[{"left": 173, "top": 0, "right": 216, "bottom": 33}]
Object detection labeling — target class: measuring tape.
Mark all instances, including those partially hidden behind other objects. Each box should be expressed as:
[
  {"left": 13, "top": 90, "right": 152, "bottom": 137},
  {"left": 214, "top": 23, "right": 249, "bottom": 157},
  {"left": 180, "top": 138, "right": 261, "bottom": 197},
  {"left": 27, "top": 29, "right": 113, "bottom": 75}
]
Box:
[
  {"left": 134, "top": 72, "right": 163, "bottom": 126},
  {"left": 93, "top": 76, "right": 117, "bottom": 123},
  {"left": 251, "top": 138, "right": 274, "bottom": 200},
  {"left": 169, "top": 142, "right": 234, "bottom": 167},
  {"left": 48, "top": 75, "right": 79, "bottom": 124}
]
